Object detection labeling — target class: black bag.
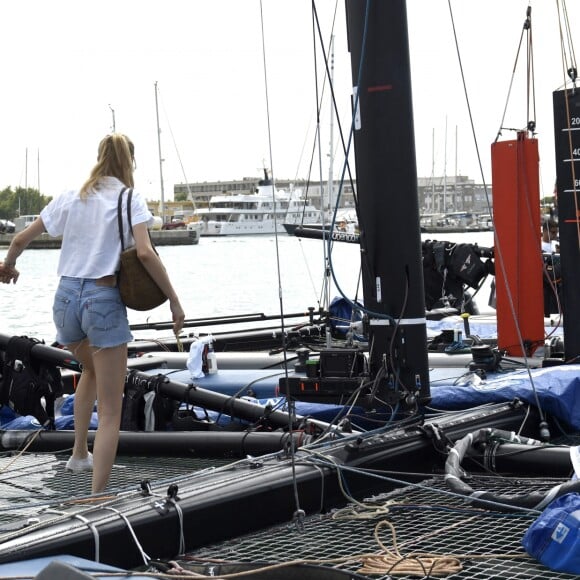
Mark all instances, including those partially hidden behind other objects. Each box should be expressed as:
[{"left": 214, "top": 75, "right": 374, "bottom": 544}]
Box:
[
  {"left": 121, "top": 372, "right": 178, "bottom": 431},
  {"left": 117, "top": 187, "right": 167, "bottom": 311},
  {"left": 422, "top": 241, "right": 465, "bottom": 310},
  {"left": 0, "top": 336, "right": 63, "bottom": 429},
  {"left": 447, "top": 243, "right": 489, "bottom": 288}
]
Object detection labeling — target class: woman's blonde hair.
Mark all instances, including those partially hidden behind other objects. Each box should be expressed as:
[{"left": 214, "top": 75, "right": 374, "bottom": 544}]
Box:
[{"left": 79, "top": 133, "right": 135, "bottom": 198}]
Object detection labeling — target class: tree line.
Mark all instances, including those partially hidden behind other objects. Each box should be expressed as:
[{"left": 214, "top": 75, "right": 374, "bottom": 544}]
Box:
[{"left": 0, "top": 187, "right": 53, "bottom": 221}]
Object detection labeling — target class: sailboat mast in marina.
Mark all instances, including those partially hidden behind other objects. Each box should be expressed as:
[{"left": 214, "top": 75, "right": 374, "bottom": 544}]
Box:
[{"left": 155, "top": 81, "right": 166, "bottom": 224}]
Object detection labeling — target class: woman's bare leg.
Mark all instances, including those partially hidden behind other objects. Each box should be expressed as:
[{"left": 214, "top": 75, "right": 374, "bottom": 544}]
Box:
[
  {"left": 91, "top": 343, "right": 127, "bottom": 493},
  {"left": 67, "top": 339, "right": 96, "bottom": 459}
]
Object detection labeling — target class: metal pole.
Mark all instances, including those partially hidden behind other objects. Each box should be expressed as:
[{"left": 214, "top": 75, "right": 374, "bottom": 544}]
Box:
[{"left": 155, "top": 81, "right": 166, "bottom": 223}]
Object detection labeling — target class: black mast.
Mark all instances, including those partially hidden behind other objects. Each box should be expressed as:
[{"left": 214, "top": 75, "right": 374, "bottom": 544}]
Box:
[
  {"left": 553, "top": 89, "right": 580, "bottom": 363},
  {"left": 345, "top": 0, "right": 430, "bottom": 403}
]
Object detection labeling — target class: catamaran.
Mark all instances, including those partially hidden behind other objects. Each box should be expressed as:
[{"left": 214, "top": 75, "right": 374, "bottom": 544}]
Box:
[{"left": 0, "top": 1, "right": 579, "bottom": 578}]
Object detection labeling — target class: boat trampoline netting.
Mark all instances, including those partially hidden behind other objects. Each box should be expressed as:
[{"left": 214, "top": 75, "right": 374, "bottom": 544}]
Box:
[
  {"left": 180, "top": 475, "right": 580, "bottom": 580},
  {"left": 0, "top": 452, "right": 230, "bottom": 527}
]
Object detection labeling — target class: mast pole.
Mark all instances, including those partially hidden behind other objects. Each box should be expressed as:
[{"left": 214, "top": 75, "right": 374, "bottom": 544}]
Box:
[
  {"left": 108, "top": 104, "right": 116, "bottom": 132},
  {"left": 431, "top": 128, "right": 435, "bottom": 213},
  {"left": 155, "top": 81, "right": 166, "bottom": 223},
  {"left": 443, "top": 116, "right": 448, "bottom": 212},
  {"left": 455, "top": 124, "right": 458, "bottom": 209},
  {"left": 328, "top": 34, "right": 335, "bottom": 212},
  {"left": 345, "top": 0, "right": 430, "bottom": 404}
]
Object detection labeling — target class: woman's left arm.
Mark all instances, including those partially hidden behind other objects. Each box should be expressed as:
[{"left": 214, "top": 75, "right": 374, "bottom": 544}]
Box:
[{"left": 132, "top": 222, "right": 185, "bottom": 334}]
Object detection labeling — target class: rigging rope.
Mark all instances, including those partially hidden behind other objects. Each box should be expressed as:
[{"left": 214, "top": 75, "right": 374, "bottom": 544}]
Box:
[
  {"left": 359, "top": 519, "right": 463, "bottom": 577},
  {"left": 448, "top": 2, "right": 560, "bottom": 435},
  {"left": 258, "top": 0, "right": 304, "bottom": 532},
  {"left": 494, "top": 7, "right": 535, "bottom": 141},
  {"left": 310, "top": 1, "right": 367, "bottom": 322},
  {"left": 0, "top": 428, "right": 44, "bottom": 475}
]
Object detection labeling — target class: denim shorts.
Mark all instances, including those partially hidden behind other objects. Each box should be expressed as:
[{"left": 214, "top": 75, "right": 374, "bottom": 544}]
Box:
[{"left": 53, "top": 277, "right": 133, "bottom": 348}]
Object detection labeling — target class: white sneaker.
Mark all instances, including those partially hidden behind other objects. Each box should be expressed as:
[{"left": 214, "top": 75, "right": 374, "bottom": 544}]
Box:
[{"left": 65, "top": 452, "right": 93, "bottom": 472}]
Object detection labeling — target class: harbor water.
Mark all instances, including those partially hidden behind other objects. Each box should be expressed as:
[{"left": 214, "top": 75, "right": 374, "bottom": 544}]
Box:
[{"left": 0, "top": 231, "right": 495, "bottom": 344}]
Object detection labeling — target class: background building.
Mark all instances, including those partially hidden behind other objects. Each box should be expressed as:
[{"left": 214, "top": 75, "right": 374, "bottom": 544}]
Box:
[
  {"left": 417, "top": 175, "right": 492, "bottom": 214},
  {"left": 154, "top": 175, "right": 491, "bottom": 221}
]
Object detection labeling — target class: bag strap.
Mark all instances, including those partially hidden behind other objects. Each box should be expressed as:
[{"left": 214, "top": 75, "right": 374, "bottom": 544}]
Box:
[
  {"left": 126, "top": 188, "right": 134, "bottom": 231},
  {"left": 117, "top": 187, "right": 132, "bottom": 251},
  {"left": 117, "top": 187, "right": 160, "bottom": 256}
]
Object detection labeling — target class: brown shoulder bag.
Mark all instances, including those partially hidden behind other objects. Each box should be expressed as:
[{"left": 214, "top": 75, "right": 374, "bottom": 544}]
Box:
[{"left": 117, "top": 188, "right": 167, "bottom": 311}]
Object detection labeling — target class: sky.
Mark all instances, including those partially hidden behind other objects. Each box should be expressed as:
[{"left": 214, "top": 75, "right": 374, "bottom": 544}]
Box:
[{"left": 1, "top": 0, "right": 578, "bottom": 204}]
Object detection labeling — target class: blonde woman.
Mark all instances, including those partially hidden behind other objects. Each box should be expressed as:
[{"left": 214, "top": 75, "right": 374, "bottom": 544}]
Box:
[{"left": 0, "top": 133, "right": 185, "bottom": 493}]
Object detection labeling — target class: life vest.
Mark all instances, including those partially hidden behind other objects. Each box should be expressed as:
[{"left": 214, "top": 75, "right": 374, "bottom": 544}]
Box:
[{"left": 0, "top": 336, "right": 63, "bottom": 429}]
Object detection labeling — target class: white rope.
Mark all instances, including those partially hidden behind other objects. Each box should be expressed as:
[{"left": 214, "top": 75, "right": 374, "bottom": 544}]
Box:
[
  {"left": 73, "top": 514, "right": 100, "bottom": 563},
  {"left": 102, "top": 506, "right": 150, "bottom": 565},
  {"left": 168, "top": 498, "right": 185, "bottom": 555}
]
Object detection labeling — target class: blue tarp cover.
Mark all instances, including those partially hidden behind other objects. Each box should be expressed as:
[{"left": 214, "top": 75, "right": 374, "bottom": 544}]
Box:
[{"left": 429, "top": 364, "right": 580, "bottom": 430}]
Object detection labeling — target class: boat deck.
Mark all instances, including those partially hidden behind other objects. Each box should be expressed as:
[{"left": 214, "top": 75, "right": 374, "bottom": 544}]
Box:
[
  {"left": 182, "top": 474, "right": 579, "bottom": 580},
  {"left": 0, "top": 229, "right": 199, "bottom": 248},
  {"left": 0, "top": 448, "right": 577, "bottom": 578}
]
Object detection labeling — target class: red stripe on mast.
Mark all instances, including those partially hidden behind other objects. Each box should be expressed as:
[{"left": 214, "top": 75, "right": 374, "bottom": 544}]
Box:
[{"left": 367, "top": 84, "right": 393, "bottom": 92}]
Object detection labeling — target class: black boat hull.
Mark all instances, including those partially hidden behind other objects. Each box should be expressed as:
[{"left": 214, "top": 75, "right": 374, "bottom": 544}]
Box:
[{"left": 0, "top": 402, "right": 542, "bottom": 568}]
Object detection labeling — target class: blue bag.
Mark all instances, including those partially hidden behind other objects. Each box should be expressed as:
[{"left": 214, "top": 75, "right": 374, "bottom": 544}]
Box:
[
  {"left": 522, "top": 492, "right": 580, "bottom": 574},
  {"left": 329, "top": 296, "right": 363, "bottom": 338}
]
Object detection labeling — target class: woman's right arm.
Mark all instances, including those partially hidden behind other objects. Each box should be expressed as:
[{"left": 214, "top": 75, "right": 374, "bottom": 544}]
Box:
[{"left": 0, "top": 217, "right": 46, "bottom": 283}]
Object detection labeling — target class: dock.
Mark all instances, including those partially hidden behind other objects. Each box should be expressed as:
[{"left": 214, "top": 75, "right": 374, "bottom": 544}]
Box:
[{"left": 0, "top": 228, "right": 200, "bottom": 249}]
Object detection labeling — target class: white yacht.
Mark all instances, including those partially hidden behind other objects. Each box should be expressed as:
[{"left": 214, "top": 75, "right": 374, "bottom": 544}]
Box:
[{"left": 194, "top": 171, "right": 322, "bottom": 236}]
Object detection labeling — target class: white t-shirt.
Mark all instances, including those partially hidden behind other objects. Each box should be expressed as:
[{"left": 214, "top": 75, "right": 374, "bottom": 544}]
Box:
[{"left": 41, "top": 176, "right": 153, "bottom": 278}]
